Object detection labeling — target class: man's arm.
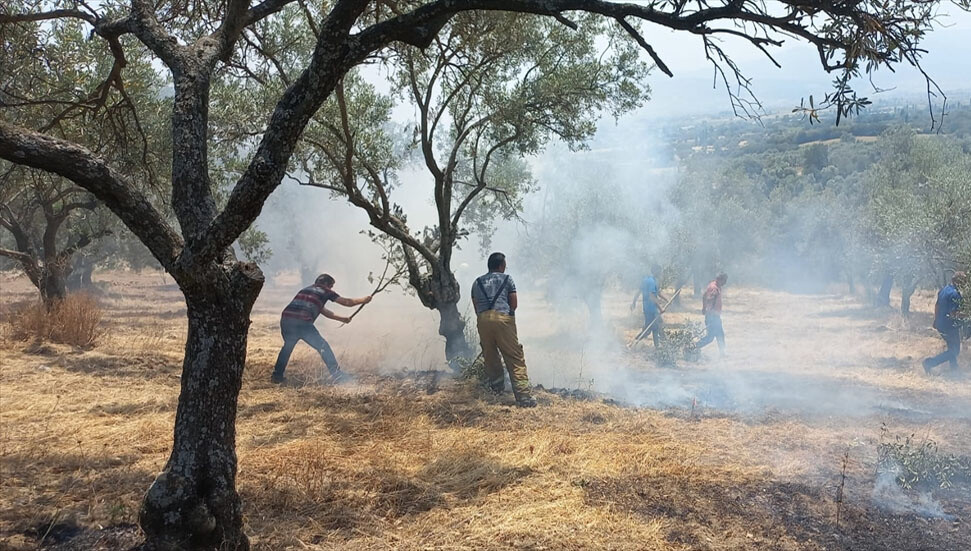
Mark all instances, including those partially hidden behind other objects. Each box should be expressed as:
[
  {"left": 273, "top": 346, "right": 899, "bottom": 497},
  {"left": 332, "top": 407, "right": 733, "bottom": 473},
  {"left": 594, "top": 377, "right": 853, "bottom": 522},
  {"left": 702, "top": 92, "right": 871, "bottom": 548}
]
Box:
[
  {"left": 509, "top": 291, "right": 518, "bottom": 312},
  {"left": 334, "top": 295, "right": 373, "bottom": 307},
  {"left": 656, "top": 287, "right": 669, "bottom": 304},
  {"left": 322, "top": 308, "right": 351, "bottom": 324},
  {"left": 630, "top": 289, "right": 642, "bottom": 310}
]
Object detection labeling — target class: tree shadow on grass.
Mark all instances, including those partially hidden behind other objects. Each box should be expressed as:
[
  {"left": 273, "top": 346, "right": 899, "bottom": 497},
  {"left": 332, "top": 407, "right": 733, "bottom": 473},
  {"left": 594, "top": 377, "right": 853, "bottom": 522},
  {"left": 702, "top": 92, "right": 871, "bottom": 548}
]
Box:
[
  {"left": 52, "top": 353, "right": 180, "bottom": 379},
  {"left": 584, "top": 473, "right": 971, "bottom": 551},
  {"left": 242, "top": 450, "right": 532, "bottom": 540},
  {"left": 101, "top": 308, "right": 187, "bottom": 323},
  {"left": 811, "top": 305, "right": 895, "bottom": 320},
  {"left": 1, "top": 450, "right": 154, "bottom": 550},
  {"left": 811, "top": 306, "right": 935, "bottom": 331}
]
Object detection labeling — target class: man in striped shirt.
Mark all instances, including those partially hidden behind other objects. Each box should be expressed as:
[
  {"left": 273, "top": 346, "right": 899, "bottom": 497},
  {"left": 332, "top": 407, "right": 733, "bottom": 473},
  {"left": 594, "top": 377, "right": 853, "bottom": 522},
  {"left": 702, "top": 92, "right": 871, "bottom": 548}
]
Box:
[{"left": 271, "top": 273, "right": 372, "bottom": 384}]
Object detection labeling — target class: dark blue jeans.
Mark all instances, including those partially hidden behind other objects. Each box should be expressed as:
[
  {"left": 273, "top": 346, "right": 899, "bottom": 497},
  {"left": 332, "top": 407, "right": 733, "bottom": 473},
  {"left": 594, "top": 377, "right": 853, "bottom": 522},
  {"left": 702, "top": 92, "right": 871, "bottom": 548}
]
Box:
[
  {"left": 642, "top": 309, "right": 663, "bottom": 347},
  {"left": 697, "top": 313, "right": 725, "bottom": 352},
  {"left": 273, "top": 319, "right": 339, "bottom": 377},
  {"left": 924, "top": 328, "right": 961, "bottom": 371}
]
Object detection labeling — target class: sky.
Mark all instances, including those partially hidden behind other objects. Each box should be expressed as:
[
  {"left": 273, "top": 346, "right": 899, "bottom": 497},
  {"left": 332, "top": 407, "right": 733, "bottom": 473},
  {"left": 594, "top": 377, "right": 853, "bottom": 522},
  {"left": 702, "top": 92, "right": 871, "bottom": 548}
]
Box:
[{"left": 634, "top": 3, "right": 971, "bottom": 118}]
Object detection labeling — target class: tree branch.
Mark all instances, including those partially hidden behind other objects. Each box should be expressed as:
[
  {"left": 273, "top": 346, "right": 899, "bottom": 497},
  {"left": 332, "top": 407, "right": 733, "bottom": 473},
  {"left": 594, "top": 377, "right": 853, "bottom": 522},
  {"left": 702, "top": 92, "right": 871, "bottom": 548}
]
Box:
[
  {"left": 0, "top": 247, "right": 34, "bottom": 264},
  {"left": 615, "top": 17, "right": 673, "bottom": 77},
  {"left": 180, "top": 0, "right": 373, "bottom": 269},
  {"left": 58, "top": 228, "right": 113, "bottom": 262},
  {"left": 0, "top": 121, "right": 183, "bottom": 272}
]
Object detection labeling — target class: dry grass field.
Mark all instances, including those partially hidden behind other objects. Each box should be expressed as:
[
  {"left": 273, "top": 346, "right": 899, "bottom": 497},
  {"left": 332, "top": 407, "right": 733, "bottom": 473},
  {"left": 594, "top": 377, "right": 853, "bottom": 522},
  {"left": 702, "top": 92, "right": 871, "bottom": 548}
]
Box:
[{"left": 1, "top": 271, "right": 970, "bottom": 550}]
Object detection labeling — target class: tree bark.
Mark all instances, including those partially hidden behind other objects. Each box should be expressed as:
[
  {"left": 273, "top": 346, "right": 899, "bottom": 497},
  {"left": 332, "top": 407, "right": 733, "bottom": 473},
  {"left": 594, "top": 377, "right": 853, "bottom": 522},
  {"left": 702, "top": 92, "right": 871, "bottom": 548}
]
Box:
[
  {"left": 39, "top": 267, "right": 68, "bottom": 309},
  {"left": 67, "top": 255, "right": 95, "bottom": 291},
  {"left": 876, "top": 273, "right": 893, "bottom": 307},
  {"left": 407, "top": 263, "right": 472, "bottom": 366},
  {"left": 584, "top": 289, "right": 603, "bottom": 327},
  {"left": 901, "top": 281, "right": 916, "bottom": 316},
  {"left": 437, "top": 300, "right": 471, "bottom": 366},
  {"left": 139, "top": 262, "right": 263, "bottom": 551}
]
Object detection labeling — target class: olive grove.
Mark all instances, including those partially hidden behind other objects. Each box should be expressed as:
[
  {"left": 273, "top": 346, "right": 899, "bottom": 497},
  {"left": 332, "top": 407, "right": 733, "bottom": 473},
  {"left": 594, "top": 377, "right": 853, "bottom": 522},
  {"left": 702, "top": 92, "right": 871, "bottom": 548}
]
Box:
[{"left": 0, "top": 0, "right": 962, "bottom": 548}]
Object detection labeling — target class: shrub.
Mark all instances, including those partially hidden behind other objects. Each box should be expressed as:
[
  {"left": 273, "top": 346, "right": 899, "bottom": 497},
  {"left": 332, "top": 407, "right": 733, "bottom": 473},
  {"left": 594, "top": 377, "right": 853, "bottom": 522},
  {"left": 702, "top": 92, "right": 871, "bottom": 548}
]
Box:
[
  {"left": 877, "top": 428, "right": 971, "bottom": 490},
  {"left": 655, "top": 321, "right": 705, "bottom": 367},
  {"left": 9, "top": 293, "right": 104, "bottom": 348}
]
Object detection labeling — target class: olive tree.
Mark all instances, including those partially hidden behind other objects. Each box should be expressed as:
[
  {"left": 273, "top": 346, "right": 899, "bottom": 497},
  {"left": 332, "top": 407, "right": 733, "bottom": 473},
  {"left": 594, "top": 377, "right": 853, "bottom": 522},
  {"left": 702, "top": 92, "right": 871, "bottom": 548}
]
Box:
[
  {"left": 865, "top": 127, "right": 971, "bottom": 314},
  {"left": 293, "top": 11, "right": 650, "bottom": 362},
  {"left": 0, "top": 0, "right": 959, "bottom": 548},
  {"left": 0, "top": 12, "right": 167, "bottom": 305}
]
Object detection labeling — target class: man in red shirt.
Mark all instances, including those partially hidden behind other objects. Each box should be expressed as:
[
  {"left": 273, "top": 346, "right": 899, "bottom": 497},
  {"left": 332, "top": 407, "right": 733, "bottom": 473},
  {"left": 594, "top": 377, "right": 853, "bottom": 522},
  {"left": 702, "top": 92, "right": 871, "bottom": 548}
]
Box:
[
  {"left": 271, "top": 274, "right": 372, "bottom": 384},
  {"left": 695, "top": 272, "right": 727, "bottom": 356}
]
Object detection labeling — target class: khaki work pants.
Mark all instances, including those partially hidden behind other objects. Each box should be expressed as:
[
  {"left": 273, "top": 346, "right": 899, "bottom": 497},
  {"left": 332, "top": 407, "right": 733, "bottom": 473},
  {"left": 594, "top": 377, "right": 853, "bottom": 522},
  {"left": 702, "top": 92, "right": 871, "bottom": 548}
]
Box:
[{"left": 476, "top": 310, "right": 531, "bottom": 399}]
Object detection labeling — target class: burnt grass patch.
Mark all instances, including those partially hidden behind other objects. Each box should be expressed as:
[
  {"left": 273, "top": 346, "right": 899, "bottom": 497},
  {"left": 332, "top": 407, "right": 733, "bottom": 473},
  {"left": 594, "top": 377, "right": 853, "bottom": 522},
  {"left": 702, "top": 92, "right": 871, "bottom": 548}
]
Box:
[
  {"left": 584, "top": 474, "right": 971, "bottom": 551},
  {"left": 427, "top": 401, "right": 487, "bottom": 428},
  {"left": 54, "top": 353, "right": 180, "bottom": 378},
  {"left": 37, "top": 523, "right": 142, "bottom": 550}
]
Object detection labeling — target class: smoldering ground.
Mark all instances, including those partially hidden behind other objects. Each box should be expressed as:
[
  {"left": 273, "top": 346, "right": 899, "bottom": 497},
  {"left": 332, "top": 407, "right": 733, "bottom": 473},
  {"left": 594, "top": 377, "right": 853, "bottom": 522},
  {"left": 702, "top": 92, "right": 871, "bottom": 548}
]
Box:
[
  {"left": 250, "top": 119, "right": 971, "bottom": 423},
  {"left": 238, "top": 108, "right": 971, "bottom": 545}
]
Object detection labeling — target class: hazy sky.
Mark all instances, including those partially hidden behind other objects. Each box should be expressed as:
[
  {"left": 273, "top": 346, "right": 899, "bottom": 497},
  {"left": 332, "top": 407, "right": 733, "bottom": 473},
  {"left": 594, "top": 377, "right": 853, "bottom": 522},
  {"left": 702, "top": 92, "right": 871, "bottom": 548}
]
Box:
[{"left": 637, "top": 4, "right": 971, "bottom": 117}]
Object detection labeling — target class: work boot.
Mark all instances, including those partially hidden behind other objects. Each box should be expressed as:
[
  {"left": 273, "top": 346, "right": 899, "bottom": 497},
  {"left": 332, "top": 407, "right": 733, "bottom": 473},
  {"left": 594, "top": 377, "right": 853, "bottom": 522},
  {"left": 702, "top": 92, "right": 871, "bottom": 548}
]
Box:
[
  {"left": 922, "top": 358, "right": 934, "bottom": 374},
  {"left": 270, "top": 373, "right": 287, "bottom": 384},
  {"left": 516, "top": 395, "right": 537, "bottom": 408},
  {"left": 489, "top": 381, "right": 505, "bottom": 395},
  {"left": 330, "top": 369, "right": 350, "bottom": 384}
]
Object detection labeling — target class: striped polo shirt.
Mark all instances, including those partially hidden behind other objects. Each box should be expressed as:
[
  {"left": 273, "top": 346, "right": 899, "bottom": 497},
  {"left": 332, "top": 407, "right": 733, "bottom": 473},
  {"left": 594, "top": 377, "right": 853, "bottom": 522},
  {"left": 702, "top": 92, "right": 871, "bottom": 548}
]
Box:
[{"left": 281, "top": 285, "right": 340, "bottom": 322}]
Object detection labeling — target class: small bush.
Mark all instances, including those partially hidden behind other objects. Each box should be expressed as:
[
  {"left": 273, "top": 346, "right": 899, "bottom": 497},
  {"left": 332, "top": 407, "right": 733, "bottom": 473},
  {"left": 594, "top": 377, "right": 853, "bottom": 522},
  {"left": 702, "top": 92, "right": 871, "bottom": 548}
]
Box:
[
  {"left": 9, "top": 293, "right": 104, "bottom": 348},
  {"left": 456, "top": 354, "right": 488, "bottom": 383},
  {"left": 655, "top": 321, "right": 705, "bottom": 367},
  {"left": 877, "top": 428, "right": 971, "bottom": 490}
]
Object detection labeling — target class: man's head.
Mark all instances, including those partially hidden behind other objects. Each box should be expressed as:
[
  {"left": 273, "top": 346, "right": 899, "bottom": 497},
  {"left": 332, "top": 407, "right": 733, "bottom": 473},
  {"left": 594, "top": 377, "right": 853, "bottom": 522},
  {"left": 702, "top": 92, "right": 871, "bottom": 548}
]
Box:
[
  {"left": 315, "top": 273, "right": 335, "bottom": 290},
  {"left": 487, "top": 252, "right": 506, "bottom": 272},
  {"left": 716, "top": 272, "right": 728, "bottom": 286},
  {"left": 954, "top": 271, "right": 968, "bottom": 286},
  {"left": 651, "top": 264, "right": 663, "bottom": 278}
]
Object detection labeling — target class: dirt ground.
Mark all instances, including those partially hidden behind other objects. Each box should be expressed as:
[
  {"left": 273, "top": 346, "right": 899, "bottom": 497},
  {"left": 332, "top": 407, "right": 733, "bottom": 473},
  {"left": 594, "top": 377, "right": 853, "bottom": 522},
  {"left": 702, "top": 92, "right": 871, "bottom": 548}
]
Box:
[{"left": 1, "top": 271, "right": 969, "bottom": 550}]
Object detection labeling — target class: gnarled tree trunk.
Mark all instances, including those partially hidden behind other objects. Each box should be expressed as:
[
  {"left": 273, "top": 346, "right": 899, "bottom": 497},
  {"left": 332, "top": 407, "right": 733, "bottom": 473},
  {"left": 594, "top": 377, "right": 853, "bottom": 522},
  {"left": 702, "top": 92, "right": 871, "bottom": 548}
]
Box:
[
  {"left": 437, "top": 300, "right": 471, "bottom": 364},
  {"left": 407, "top": 260, "right": 472, "bottom": 366},
  {"left": 901, "top": 280, "right": 916, "bottom": 316},
  {"left": 583, "top": 288, "right": 603, "bottom": 327},
  {"left": 875, "top": 273, "right": 893, "bottom": 307},
  {"left": 39, "top": 266, "right": 68, "bottom": 309},
  {"left": 67, "top": 254, "right": 95, "bottom": 291},
  {"left": 139, "top": 262, "right": 263, "bottom": 551}
]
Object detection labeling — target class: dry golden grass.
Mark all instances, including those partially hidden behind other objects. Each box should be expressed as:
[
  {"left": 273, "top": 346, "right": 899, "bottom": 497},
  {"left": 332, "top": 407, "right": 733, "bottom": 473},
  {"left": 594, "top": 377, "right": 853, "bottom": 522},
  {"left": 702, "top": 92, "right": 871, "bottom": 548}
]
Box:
[
  {"left": 6, "top": 294, "right": 104, "bottom": 348},
  {"left": 1, "top": 271, "right": 970, "bottom": 550}
]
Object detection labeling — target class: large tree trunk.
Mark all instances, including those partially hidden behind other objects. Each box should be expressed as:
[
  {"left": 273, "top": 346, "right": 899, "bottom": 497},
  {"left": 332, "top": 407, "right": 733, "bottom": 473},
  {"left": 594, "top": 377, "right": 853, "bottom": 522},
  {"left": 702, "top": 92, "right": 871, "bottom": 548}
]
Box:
[
  {"left": 67, "top": 255, "right": 95, "bottom": 291},
  {"left": 583, "top": 288, "right": 603, "bottom": 327},
  {"left": 901, "top": 281, "right": 916, "bottom": 316},
  {"left": 408, "top": 261, "right": 472, "bottom": 367},
  {"left": 875, "top": 273, "right": 893, "bottom": 307},
  {"left": 39, "top": 267, "right": 68, "bottom": 309},
  {"left": 139, "top": 262, "right": 262, "bottom": 551},
  {"left": 437, "top": 300, "right": 471, "bottom": 366}
]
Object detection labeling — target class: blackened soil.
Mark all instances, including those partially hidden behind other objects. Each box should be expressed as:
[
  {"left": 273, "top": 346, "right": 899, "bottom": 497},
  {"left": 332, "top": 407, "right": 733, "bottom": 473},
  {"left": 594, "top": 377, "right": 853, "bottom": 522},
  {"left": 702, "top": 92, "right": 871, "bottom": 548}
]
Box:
[{"left": 584, "top": 475, "right": 970, "bottom": 551}]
